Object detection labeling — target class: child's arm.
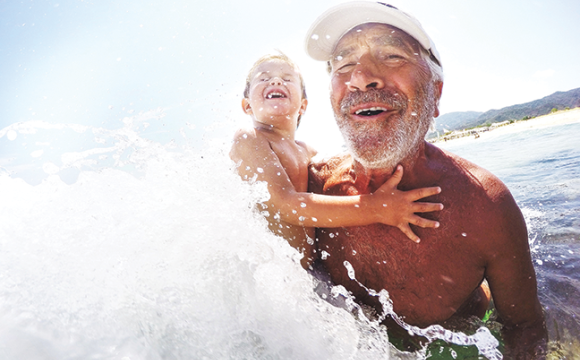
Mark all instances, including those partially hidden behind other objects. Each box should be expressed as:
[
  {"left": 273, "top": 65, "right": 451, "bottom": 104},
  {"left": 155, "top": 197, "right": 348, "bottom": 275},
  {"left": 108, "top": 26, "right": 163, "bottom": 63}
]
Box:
[{"left": 230, "top": 129, "right": 442, "bottom": 242}]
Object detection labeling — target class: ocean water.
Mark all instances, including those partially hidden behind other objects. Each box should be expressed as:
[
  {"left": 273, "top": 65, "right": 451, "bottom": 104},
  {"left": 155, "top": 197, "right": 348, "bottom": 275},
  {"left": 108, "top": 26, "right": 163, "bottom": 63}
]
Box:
[
  {"left": 0, "top": 117, "right": 397, "bottom": 360},
  {"left": 0, "top": 117, "right": 578, "bottom": 359},
  {"left": 438, "top": 121, "right": 580, "bottom": 356}
]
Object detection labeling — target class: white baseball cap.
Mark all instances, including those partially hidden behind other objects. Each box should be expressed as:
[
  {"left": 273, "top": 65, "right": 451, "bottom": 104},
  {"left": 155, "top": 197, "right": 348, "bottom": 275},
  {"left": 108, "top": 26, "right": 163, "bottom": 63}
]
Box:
[{"left": 305, "top": 1, "right": 441, "bottom": 67}]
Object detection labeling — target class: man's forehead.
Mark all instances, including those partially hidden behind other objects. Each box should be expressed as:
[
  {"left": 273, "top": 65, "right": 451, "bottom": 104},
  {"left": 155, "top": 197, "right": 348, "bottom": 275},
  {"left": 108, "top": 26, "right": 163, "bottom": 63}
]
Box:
[{"left": 332, "top": 23, "right": 419, "bottom": 57}]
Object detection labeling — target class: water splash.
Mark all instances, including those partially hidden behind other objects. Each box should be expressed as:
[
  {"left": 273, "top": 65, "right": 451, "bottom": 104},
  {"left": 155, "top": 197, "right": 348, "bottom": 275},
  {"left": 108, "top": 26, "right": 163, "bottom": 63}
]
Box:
[
  {"left": 0, "top": 119, "right": 399, "bottom": 359},
  {"left": 343, "top": 261, "right": 503, "bottom": 359}
]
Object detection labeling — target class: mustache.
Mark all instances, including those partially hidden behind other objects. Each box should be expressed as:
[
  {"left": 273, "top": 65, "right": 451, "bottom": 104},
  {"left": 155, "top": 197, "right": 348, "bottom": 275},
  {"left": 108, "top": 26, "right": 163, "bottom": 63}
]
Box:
[{"left": 340, "top": 88, "right": 408, "bottom": 114}]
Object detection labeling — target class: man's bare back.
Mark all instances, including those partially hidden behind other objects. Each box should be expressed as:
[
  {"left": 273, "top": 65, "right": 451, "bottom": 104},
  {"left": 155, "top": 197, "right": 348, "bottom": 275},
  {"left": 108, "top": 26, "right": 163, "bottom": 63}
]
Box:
[{"left": 310, "top": 142, "right": 543, "bottom": 334}]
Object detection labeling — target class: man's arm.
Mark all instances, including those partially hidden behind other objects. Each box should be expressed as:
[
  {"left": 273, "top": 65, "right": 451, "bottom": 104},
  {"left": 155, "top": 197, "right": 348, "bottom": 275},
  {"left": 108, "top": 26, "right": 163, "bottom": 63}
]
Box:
[{"left": 483, "top": 183, "right": 547, "bottom": 358}]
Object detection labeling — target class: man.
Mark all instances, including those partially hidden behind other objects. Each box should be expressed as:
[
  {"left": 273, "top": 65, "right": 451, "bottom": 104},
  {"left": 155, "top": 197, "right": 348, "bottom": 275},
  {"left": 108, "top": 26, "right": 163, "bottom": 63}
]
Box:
[{"left": 305, "top": 2, "right": 547, "bottom": 358}]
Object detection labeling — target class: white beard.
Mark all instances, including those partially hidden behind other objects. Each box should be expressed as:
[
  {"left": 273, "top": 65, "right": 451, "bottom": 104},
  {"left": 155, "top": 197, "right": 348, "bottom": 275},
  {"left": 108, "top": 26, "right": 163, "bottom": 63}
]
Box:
[{"left": 334, "top": 84, "right": 435, "bottom": 170}]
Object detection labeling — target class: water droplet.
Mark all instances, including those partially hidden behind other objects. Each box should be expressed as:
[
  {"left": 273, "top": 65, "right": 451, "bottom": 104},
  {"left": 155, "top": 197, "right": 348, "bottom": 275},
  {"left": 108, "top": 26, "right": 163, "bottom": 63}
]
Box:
[
  {"left": 461, "top": 233, "right": 467, "bottom": 237},
  {"left": 352, "top": 250, "right": 357, "bottom": 255},
  {"left": 300, "top": 202, "right": 306, "bottom": 208},
  {"left": 312, "top": 217, "right": 317, "bottom": 222},
  {"left": 7, "top": 130, "right": 17, "bottom": 141},
  {"left": 256, "top": 167, "right": 264, "bottom": 173},
  {"left": 344, "top": 261, "right": 356, "bottom": 280},
  {"left": 298, "top": 216, "right": 306, "bottom": 221},
  {"left": 242, "top": 134, "right": 248, "bottom": 139},
  {"left": 311, "top": 34, "right": 319, "bottom": 40}
]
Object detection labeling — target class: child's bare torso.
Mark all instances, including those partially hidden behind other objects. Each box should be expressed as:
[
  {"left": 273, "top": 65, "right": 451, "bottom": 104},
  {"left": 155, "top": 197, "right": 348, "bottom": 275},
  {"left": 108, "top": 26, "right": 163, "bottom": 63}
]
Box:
[{"left": 257, "top": 129, "right": 316, "bottom": 265}]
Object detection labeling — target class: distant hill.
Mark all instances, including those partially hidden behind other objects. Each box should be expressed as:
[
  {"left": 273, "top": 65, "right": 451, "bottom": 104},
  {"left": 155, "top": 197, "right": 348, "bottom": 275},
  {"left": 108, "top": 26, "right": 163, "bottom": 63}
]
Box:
[
  {"left": 431, "top": 111, "right": 482, "bottom": 134},
  {"left": 429, "top": 87, "right": 580, "bottom": 137}
]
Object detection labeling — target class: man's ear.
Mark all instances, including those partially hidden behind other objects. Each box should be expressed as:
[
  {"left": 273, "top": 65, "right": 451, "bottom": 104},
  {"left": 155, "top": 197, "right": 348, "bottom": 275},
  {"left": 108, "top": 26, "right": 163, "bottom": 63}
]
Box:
[
  {"left": 241, "top": 98, "right": 253, "bottom": 115},
  {"left": 299, "top": 98, "right": 308, "bottom": 115},
  {"left": 433, "top": 81, "right": 443, "bottom": 118}
]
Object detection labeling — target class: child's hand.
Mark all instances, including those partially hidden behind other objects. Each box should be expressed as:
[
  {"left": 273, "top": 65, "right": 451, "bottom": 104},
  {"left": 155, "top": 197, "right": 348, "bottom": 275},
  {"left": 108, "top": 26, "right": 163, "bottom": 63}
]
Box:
[{"left": 373, "top": 165, "right": 443, "bottom": 243}]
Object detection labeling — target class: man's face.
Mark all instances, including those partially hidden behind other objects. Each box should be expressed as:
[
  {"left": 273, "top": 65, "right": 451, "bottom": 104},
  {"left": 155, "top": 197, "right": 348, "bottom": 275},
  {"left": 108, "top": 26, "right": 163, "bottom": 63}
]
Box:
[{"left": 329, "top": 23, "right": 440, "bottom": 169}]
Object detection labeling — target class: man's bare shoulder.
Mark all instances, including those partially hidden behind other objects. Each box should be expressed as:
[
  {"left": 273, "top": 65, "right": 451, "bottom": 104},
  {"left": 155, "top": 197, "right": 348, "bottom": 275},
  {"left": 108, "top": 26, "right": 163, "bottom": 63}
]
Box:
[
  {"left": 295, "top": 140, "right": 318, "bottom": 159},
  {"left": 426, "top": 143, "right": 511, "bottom": 201},
  {"left": 308, "top": 153, "right": 355, "bottom": 194},
  {"left": 426, "top": 143, "right": 526, "bottom": 249}
]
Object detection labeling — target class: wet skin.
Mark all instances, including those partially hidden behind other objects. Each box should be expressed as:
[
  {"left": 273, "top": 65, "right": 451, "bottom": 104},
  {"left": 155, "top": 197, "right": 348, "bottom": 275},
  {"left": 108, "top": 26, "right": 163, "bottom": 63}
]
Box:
[{"left": 310, "top": 24, "right": 547, "bottom": 357}]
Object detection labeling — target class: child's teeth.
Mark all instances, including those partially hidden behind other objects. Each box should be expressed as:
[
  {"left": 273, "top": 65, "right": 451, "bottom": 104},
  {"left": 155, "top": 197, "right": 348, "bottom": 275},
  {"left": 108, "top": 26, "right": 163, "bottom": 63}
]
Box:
[{"left": 267, "top": 92, "right": 284, "bottom": 99}]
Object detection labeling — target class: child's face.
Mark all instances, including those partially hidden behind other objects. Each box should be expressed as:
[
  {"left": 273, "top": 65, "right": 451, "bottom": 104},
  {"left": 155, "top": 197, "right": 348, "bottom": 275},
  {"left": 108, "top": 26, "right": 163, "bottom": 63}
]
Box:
[{"left": 243, "top": 60, "right": 306, "bottom": 128}]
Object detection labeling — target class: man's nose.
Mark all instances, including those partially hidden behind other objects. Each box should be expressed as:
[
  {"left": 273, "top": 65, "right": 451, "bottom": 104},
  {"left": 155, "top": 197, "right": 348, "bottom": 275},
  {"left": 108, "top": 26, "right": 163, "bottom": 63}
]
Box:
[{"left": 346, "top": 56, "right": 385, "bottom": 92}]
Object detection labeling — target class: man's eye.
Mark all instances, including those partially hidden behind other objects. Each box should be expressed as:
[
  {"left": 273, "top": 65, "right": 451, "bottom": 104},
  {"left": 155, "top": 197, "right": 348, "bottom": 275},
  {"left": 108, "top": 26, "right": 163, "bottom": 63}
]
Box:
[
  {"left": 260, "top": 78, "right": 270, "bottom": 82},
  {"left": 381, "top": 54, "right": 406, "bottom": 64},
  {"left": 335, "top": 63, "right": 356, "bottom": 73}
]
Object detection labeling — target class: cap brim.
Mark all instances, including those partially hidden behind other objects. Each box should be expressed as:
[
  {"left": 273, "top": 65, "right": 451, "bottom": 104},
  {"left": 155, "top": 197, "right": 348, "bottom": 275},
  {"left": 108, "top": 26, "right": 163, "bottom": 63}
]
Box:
[{"left": 305, "top": 1, "right": 438, "bottom": 65}]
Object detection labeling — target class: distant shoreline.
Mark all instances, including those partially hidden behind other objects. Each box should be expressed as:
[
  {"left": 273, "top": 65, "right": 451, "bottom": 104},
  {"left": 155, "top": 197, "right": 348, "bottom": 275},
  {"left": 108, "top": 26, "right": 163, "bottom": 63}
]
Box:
[{"left": 429, "top": 107, "right": 580, "bottom": 144}]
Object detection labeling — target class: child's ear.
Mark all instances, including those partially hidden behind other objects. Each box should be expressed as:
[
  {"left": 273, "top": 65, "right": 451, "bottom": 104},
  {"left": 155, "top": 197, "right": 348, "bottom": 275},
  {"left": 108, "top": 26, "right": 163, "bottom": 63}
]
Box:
[
  {"left": 299, "top": 98, "right": 308, "bottom": 115},
  {"left": 241, "top": 98, "right": 253, "bottom": 115}
]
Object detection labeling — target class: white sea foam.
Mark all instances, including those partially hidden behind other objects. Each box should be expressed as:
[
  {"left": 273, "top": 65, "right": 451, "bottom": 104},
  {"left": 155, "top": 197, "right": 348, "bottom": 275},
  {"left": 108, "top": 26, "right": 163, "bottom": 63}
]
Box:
[{"left": 0, "top": 122, "right": 398, "bottom": 359}]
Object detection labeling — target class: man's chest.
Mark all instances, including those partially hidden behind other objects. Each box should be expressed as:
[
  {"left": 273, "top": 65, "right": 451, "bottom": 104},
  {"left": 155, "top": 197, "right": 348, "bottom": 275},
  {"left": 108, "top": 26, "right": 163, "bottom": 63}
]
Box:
[{"left": 317, "top": 222, "right": 487, "bottom": 324}]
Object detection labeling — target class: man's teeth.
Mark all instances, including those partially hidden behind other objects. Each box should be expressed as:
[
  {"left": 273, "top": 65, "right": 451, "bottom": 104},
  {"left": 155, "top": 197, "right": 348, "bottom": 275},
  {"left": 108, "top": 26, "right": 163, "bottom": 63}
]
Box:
[
  {"left": 355, "top": 107, "right": 388, "bottom": 116},
  {"left": 266, "top": 92, "right": 285, "bottom": 99}
]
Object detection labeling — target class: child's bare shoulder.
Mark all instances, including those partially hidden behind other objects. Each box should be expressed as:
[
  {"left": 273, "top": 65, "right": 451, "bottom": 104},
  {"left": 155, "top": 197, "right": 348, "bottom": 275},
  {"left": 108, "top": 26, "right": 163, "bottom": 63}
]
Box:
[
  {"left": 230, "top": 127, "right": 274, "bottom": 161},
  {"left": 232, "top": 127, "right": 270, "bottom": 148},
  {"left": 233, "top": 127, "right": 257, "bottom": 141}
]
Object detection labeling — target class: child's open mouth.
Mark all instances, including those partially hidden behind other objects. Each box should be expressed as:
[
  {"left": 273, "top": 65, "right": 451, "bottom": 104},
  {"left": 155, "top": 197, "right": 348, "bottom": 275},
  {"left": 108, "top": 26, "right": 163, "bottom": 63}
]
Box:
[{"left": 265, "top": 90, "right": 287, "bottom": 99}]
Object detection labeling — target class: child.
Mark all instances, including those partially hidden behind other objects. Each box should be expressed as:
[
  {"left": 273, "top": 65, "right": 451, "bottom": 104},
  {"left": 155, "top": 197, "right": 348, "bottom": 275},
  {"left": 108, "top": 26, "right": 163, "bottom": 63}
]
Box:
[{"left": 230, "top": 53, "right": 443, "bottom": 269}]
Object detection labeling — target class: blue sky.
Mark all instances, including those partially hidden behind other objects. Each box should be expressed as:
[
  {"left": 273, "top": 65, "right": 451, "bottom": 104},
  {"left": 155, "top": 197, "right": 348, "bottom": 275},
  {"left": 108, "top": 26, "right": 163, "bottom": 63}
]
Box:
[{"left": 1, "top": 0, "right": 579, "bottom": 153}]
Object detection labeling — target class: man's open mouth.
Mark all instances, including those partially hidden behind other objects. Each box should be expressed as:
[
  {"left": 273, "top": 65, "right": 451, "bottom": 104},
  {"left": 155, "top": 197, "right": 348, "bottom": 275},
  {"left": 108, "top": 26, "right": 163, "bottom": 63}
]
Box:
[{"left": 354, "top": 107, "right": 388, "bottom": 116}]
